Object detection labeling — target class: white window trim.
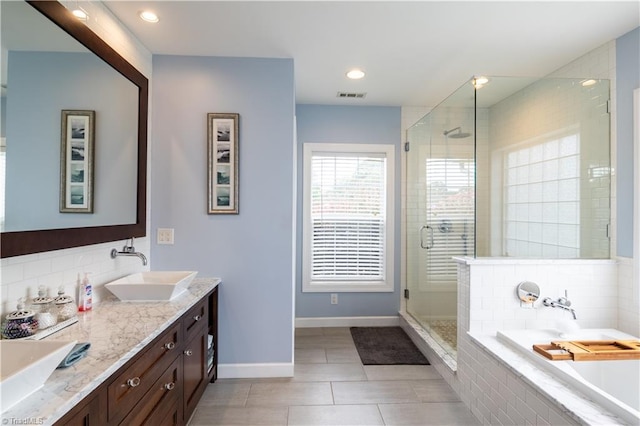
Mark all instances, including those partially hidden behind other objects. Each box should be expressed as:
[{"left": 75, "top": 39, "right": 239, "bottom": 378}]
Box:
[{"left": 302, "top": 143, "right": 395, "bottom": 293}]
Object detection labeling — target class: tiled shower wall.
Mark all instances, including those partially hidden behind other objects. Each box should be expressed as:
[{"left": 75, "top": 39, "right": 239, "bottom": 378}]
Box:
[
  {"left": 0, "top": 0, "right": 152, "bottom": 315},
  {"left": 484, "top": 78, "right": 611, "bottom": 259},
  {"left": 459, "top": 258, "right": 618, "bottom": 334}
]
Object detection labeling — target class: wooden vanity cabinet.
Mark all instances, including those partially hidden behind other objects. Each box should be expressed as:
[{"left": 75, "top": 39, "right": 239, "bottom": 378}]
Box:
[
  {"left": 107, "top": 323, "right": 182, "bottom": 424},
  {"left": 183, "top": 286, "right": 218, "bottom": 422},
  {"left": 53, "top": 287, "right": 218, "bottom": 426},
  {"left": 54, "top": 386, "right": 107, "bottom": 426}
]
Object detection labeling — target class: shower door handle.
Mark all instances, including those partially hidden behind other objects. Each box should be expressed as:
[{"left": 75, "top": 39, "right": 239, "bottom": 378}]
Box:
[{"left": 420, "top": 225, "right": 434, "bottom": 249}]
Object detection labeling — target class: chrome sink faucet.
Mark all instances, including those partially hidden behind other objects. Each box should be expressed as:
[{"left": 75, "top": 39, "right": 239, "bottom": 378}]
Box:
[
  {"left": 542, "top": 290, "right": 577, "bottom": 320},
  {"left": 110, "top": 238, "right": 148, "bottom": 266}
]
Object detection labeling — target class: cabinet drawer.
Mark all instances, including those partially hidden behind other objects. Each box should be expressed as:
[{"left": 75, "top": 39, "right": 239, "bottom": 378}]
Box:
[
  {"left": 119, "top": 356, "right": 182, "bottom": 425},
  {"left": 143, "top": 396, "right": 181, "bottom": 426},
  {"left": 183, "top": 298, "right": 207, "bottom": 342},
  {"left": 108, "top": 322, "right": 181, "bottom": 422}
]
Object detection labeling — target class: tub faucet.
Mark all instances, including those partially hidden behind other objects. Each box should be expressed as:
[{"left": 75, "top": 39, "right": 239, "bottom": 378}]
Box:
[
  {"left": 542, "top": 290, "right": 577, "bottom": 320},
  {"left": 111, "top": 238, "right": 148, "bottom": 266}
]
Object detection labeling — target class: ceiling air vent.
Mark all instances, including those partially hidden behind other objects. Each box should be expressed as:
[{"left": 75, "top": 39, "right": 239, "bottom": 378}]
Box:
[{"left": 337, "top": 92, "right": 367, "bottom": 99}]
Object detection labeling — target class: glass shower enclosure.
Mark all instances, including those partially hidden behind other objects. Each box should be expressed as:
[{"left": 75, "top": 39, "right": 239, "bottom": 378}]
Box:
[{"left": 406, "top": 76, "right": 611, "bottom": 359}]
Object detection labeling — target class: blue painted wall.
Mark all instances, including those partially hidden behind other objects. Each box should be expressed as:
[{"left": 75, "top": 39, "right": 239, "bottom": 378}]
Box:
[
  {"left": 5, "top": 51, "right": 137, "bottom": 231},
  {"left": 295, "top": 104, "right": 402, "bottom": 317},
  {"left": 616, "top": 27, "right": 640, "bottom": 258},
  {"left": 151, "top": 56, "right": 295, "bottom": 364}
]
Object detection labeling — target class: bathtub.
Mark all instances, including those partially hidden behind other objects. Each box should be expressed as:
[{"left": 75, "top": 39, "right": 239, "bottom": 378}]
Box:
[{"left": 497, "top": 328, "right": 640, "bottom": 425}]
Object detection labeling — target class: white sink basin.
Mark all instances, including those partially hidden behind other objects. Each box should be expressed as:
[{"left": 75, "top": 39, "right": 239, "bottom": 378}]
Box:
[
  {"left": 105, "top": 271, "right": 197, "bottom": 301},
  {"left": 0, "top": 339, "right": 77, "bottom": 412}
]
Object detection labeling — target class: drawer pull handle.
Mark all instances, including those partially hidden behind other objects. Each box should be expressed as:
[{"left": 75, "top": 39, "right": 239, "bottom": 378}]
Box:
[
  {"left": 164, "top": 382, "right": 175, "bottom": 391},
  {"left": 184, "top": 349, "right": 193, "bottom": 356},
  {"left": 127, "top": 377, "right": 141, "bottom": 387},
  {"left": 164, "top": 342, "right": 176, "bottom": 350},
  {"left": 193, "top": 315, "right": 202, "bottom": 321}
]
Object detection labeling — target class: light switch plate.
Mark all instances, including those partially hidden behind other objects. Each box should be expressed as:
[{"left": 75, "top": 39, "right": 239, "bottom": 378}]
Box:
[{"left": 157, "top": 228, "right": 174, "bottom": 245}]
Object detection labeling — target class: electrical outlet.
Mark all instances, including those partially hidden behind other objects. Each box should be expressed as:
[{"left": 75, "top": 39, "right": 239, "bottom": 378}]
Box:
[
  {"left": 331, "top": 293, "right": 338, "bottom": 305},
  {"left": 157, "top": 228, "right": 174, "bottom": 245}
]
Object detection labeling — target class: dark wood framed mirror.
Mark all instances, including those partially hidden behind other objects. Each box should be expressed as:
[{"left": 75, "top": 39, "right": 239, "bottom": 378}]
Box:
[{"left": 1, "top": 0, "right": 148, "bottom": 258}]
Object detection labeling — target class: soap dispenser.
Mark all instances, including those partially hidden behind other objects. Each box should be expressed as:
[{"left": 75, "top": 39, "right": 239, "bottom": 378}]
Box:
[{"left": 78, "top": 273, "right": 92, "bottom": 312}]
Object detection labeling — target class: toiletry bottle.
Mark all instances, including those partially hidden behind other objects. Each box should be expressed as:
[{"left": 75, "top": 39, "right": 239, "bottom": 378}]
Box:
[{"left": 78, "top": 272, "right": 92, "bottom": 312}]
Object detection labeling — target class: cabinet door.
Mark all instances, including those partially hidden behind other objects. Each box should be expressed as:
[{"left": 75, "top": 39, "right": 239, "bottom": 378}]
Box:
[
  {"left": 54, "top": 389, "right": 107, "bottom": 426},
  {"left": 183, "top": 330, "right": 207, "bottom": 421}
]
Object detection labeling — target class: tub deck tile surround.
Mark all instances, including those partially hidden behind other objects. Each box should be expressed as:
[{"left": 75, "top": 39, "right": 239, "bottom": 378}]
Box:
[
  {"left": 410, "top": 257, "right": 627, "bottom": 425},
  {"left": 1, "top": 278, "right": 221, "bottom": 424},
  {"left": 467, "top": 333, "right": 628, "bottom": 425}
]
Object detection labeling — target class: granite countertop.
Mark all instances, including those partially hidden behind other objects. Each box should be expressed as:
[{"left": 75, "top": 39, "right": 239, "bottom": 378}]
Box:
[{"left": 1, "top": 277, "right": 221, "bottom": 425}]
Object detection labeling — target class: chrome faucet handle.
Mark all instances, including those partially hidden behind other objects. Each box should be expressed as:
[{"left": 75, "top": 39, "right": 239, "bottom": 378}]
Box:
[
  {"left": 123, "top": 237, "right": 135, "bottom": 252},
  {"left": 559, "top": 289, "right": 571, "bottom": 307}
]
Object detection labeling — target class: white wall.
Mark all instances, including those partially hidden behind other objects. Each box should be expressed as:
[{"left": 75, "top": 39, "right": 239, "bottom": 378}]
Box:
[{"left": 0, "top": 0, "right": 152, "bottom": 315}]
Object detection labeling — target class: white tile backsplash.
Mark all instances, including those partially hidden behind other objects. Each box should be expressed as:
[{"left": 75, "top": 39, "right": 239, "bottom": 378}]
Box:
[
  {"left": 458, "top": 257, "right": 618, "bottom": 335},
  {"left": 1, "top": 239, "right": 151, "bottom": 315}
]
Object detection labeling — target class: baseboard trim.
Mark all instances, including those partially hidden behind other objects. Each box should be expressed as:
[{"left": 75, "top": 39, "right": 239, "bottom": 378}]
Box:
[
  {"left": 295, "top": 316, "right": 400, "bottom": 328},
  {"left": 218, "top": 363, "right": 294, "bottom": 379}
]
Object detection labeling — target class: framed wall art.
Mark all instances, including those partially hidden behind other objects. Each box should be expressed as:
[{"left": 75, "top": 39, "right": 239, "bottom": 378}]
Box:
[
  {"left": 60, "top": 110, "right": 95, "bottom": 213},
  {"left": 208, "top": 113, "right": 239, "bottom": 214}
]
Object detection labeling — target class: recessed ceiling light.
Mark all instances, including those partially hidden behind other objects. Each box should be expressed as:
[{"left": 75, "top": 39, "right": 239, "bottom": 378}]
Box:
[
  {"left": 581, "top": 79, "right": 597, "bottom": 87},
  {"left": 139, "top": 10, "right": 159, "bottom": 23},
  {"left": 346, "top": 69, "right": 365, "bottom": 80},
  {"left": 72, "top": 8, "right": 88, "bottom": 20}
]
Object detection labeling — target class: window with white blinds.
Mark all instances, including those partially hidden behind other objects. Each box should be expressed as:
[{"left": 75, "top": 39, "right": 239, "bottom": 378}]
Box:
[
  {"left": 425, "top": 158, "right": 475, "bottom": 284},
  {"left": 302, "top": 143, "right": 394, "bottom": 292}
]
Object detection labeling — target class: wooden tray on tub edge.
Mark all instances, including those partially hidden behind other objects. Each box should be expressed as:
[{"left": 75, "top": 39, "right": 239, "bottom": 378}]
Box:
[{"left": 533, "top": 340, "right": 640, "bottom": 361}]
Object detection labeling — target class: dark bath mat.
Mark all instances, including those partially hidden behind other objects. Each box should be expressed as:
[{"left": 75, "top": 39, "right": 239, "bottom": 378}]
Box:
[{"left": 350, "top": 326, "right": 430, "bottom": 365}]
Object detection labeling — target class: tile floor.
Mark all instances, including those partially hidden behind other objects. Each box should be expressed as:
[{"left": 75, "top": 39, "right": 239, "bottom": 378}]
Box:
[{"left": 189, "top": 327, "right": 479, "bottom": 425}]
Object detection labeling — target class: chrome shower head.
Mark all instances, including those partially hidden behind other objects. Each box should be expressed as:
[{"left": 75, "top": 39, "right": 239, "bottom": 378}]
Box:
[{"left": 443, "top": 127, "right": 471, "bottom": 139}]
